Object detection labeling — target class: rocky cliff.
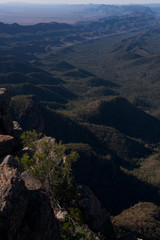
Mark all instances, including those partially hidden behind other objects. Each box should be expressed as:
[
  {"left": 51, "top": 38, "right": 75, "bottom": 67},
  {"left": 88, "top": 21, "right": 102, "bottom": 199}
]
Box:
[
  {"left": 0, "top": 88, "right": 109, "bottom": 240},
  {"left": 0, "top": 155, "right": 60, "bottom": 240},
  {"left": 0, "top": 89, "right": 60, "bottom": 240},
  {"left": 0, "top": 88, "right": 13, "bottom": 135},
  {"left": 0, "top": 89, "right": 16, "bottom": 159}
]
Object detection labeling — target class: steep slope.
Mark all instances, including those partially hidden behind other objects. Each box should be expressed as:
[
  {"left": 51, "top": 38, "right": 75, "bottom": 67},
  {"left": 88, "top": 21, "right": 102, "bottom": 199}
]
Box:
[
  {"left": 11, "top": 95, "right": 105, "bottom": 150},
  {"left": 11, "top": 94, "right": 160, "bottom": 216},
  {"left": 0, "top": 88, "right": 108, "bottom": 240},
  {"left": 86, "top": 124, "right": 151, "bottom": 164},
  {"left": 70, "top": 142, "right": 160, "bottom": 215},
  {"left": 77, "top": 97, "right": 160, "bottom": 142}
]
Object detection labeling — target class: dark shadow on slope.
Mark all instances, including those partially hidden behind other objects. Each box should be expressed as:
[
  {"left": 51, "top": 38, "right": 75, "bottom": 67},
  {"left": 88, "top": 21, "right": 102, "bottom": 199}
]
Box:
[
  {"left": 80, "top": 97, "right": 160, "bottom": 143},
  {"left": 71, "top": 145, "right": 160, "bottom": 215}
]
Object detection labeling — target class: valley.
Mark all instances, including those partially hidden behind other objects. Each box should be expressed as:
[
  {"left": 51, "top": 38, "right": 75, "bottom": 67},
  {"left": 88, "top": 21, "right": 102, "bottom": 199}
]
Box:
[{"left": 1, "top": 3, "right": 160, "bottom": 239}]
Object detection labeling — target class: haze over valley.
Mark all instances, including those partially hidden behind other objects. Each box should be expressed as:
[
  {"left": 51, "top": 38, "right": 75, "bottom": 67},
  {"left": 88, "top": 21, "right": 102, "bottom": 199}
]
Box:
[{"left": 0, "top": 2, "right": 159, "bottom": 24}]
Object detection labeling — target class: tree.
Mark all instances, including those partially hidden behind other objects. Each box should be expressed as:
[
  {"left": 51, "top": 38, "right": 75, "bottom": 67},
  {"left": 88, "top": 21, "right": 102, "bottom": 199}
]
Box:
[
  {"left": 20, "top": 130, "right": 79, "bottom": 207},
  {"left": 20, "top": 131, "right": 102, "bottom": 240}
]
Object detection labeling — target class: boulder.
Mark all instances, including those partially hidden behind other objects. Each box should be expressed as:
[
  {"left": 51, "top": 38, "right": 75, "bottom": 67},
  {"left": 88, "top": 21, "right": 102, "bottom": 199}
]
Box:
[
  {"left": 0, "top": 88, "right": 13, "bottom": 135},
  {"left": 21, "top": 171, "right": 42, "bottom": 191}
]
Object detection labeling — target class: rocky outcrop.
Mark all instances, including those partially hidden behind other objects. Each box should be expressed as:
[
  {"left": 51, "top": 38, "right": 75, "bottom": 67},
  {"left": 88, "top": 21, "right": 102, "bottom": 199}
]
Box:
[
  {"left": 0, "top": 88, "right": 13, "bottom": 135},
  {"left": 0, "top": 155, "right": 28, "bottom": 240},
  {"left": 17, "top": 190, "right": 60, "bottom": 240},
  {"left": 0, "top": 155, "right": 60, "bottom": 240},
  {"left": 13, "top": 121, "right": 23, "bottom": 137},
  {"left": 76, "top": 185, "right": 107, "bottom": 231}
]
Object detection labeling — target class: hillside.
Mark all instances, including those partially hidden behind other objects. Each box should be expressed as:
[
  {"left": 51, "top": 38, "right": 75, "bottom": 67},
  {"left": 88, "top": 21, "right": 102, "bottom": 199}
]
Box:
[
  {"left": 57, "top": 23, "right": 160, "bottom": 118},
  {"left": 74, "top": 97, "right": 160, "bottom": 142},
  {"left": 10, "top": 94, "right": 160, "bottom": 216},
  {"left": 0, "top": 89, "right": 106, "bottom": 240},
  {"left": 112, "top": 202, "right": 160, "bottom": 240}
]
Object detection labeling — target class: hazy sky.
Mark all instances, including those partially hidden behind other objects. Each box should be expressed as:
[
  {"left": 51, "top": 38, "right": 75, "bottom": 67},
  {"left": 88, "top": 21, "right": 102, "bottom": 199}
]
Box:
[{"left": 0, "top": 0, "right": 160, "bottom": 4}]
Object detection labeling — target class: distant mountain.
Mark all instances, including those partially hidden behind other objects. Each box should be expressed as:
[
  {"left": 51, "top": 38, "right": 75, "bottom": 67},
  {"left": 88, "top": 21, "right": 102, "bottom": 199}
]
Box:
[
  {"left": 53, "top": 61, "right": 75, "bottom": 72},
  {"left": 0, "top": 3, "right": 158, "bottom": 25},
  {"left": 81, "top": 13, "right": 156, "bottom": 36},
  {"left": 0, "top": 22, "right": 73, "bottom": 34},
  {"left": 111, "top": 37, "right": 151, "bottom": 60}
]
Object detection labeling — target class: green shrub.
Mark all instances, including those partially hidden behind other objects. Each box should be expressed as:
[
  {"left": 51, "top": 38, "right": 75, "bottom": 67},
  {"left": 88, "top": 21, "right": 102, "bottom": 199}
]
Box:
[
  {"left": 20, "top": 130, "right": 79, "bottom": 207},
  {"left": 69, "top": 208, "right": 85, "bottom": 225}
]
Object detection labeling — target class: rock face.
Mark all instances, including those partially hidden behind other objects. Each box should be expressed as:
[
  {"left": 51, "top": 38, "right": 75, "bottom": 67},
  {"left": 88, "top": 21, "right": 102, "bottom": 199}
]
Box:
[
  {"left": 0, "top": 155, "right": 28, "bottom": 240},
  {"left": 0, "top": 134, "right": 16, "bottom": 159},
  {"left": 18, "top": 190, "right": 60, "bottom": 240},
  {"left": 0, "top": 88, "right": 13, "bottom": 135},
  {"left": 0, "top": 89, "right": 19, "bottom": 159},
  {"left": 0, "top": 135, "right": 16, "bottom": 160},
  {"left": 0, "top": 155, "right": 60, "bottom": 240},
  {"left": 76, "top": 185, "right": 107, "bottom": 231}
]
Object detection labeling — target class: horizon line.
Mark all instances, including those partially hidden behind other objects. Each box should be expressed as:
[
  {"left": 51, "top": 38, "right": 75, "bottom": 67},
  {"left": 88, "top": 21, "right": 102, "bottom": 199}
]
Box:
[{"left": 0, "top": 2, "right": 160, "bottom": 5}]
